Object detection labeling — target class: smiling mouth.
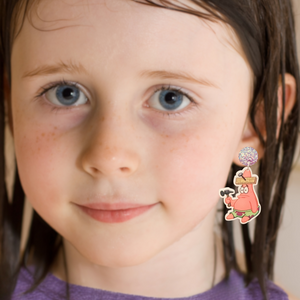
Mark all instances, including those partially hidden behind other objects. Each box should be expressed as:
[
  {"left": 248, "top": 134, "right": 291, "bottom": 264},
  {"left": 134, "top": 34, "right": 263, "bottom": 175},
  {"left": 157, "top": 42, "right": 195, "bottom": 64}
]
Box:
[{"left": 75, "top": 203, "right": 158, "bottom": 223}]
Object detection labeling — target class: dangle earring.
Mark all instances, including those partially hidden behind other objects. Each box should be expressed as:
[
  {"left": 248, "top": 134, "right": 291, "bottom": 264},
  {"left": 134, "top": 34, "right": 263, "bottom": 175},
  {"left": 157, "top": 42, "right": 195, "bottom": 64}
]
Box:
[{"left": 219, "top": 147, "right": 261, "bottom": 224}]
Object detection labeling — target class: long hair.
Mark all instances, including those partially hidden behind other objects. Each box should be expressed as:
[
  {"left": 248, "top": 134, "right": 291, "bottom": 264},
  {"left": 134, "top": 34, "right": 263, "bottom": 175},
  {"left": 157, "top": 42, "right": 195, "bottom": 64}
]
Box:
[{"left": 0, "top": 0, "right": 299, "bottom": 299}]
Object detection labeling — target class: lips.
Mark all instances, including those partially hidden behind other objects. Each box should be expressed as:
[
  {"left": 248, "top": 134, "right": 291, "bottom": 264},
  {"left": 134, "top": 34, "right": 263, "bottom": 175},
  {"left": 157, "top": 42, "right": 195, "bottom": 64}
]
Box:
[
  {"left": 79, "top": 202, "right": 149, "bottom": 210},
  {"left": 75, "top": 202, "right": 158, "bottom": 223}
]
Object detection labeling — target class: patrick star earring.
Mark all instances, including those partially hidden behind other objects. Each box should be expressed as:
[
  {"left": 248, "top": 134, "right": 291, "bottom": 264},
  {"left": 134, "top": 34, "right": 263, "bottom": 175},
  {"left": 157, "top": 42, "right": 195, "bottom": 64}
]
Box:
[{"left": 219, "top": 147, "right": 261, "bottom": 224}]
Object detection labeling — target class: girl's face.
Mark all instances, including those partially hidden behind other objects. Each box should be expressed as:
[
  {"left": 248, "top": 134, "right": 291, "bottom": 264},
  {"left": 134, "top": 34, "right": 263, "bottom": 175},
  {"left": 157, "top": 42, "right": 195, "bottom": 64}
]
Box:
[{"left": 10, "top": 0, "right": 252, "bottom": 266}]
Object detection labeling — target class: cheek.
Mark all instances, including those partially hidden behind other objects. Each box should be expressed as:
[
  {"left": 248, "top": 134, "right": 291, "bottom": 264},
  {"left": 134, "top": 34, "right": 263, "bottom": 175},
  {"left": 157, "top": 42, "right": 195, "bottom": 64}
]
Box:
[
  {"left": 151, "top": 117, "right": 243, "bottom": 222},
  {"left": 13, "top": 119, "right": 68, "bottom": 214},
  {"left": 11, "top": 94, "right": 88, "bottom": 203}
]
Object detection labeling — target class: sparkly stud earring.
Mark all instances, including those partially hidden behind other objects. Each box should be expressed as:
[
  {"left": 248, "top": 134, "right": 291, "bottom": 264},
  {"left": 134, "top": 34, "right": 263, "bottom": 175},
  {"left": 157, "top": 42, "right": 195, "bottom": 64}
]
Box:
[{"left": 219, "top": 147, "right": 261, "bottom": 224}]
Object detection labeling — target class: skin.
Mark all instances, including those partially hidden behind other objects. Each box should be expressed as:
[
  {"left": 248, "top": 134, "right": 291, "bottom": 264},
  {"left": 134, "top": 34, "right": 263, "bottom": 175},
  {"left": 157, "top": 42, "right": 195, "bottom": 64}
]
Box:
[{"left": 6, "top": 0, "right": 296, "bottom": 297}]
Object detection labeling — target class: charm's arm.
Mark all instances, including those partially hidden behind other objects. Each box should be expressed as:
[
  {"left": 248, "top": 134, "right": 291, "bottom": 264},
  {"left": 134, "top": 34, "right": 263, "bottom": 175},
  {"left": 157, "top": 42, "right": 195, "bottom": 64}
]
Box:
[{"left": 224, "top": 196, "right": 237, "bottom": 207}]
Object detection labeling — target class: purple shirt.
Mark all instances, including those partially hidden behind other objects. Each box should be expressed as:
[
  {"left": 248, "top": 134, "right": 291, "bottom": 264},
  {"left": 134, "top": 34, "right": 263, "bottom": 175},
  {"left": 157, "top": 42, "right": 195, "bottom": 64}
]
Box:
[{"left": 12, "top": 267, "right": 288, "bottom": 299}]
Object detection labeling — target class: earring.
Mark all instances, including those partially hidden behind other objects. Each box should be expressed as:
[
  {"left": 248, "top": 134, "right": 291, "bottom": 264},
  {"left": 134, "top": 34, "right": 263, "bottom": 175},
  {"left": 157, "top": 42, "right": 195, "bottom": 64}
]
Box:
[{"left": 219, "top": 147, "right": 261, "bottom": 224}]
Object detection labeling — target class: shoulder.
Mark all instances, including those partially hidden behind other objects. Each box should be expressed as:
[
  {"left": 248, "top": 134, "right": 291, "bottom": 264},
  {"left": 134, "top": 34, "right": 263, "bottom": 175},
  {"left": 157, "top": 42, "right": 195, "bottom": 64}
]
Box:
[
  {"left": 11, "top": 267, "right": 135, "bottom": 300},
  {"left": 11, "top": 267, "right": 67, "bottom": 300},
  {"left": 273, "top": 282, "right": 300, "bottom": 300},
  {"left": 230, "top": 270, "right": 289, "bottom": 300},
  {"left": 247, "top": 278, "right": 289, "bottom": 300}
]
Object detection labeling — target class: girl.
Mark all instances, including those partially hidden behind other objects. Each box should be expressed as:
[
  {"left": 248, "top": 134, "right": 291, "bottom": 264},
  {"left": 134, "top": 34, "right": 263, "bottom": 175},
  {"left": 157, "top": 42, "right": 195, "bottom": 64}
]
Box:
[{"left": 0, "top": 0, "right": 299, "bottom": 299}]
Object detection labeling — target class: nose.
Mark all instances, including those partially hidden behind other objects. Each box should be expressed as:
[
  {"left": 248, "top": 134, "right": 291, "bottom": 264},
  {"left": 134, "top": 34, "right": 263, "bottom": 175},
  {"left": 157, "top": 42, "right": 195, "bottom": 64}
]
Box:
[{"left": 79, "top": 114, "right": 140, "bottom": 178}]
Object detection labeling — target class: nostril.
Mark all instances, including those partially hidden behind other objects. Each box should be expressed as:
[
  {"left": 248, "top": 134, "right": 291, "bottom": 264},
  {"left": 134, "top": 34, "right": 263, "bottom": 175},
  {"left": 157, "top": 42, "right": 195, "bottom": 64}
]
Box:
[
  {"left": 91, "top": 167, "right": 99, "bottom": 174},
  {"left": 120, "top": 167, "right": 130, "bottom": 173}
]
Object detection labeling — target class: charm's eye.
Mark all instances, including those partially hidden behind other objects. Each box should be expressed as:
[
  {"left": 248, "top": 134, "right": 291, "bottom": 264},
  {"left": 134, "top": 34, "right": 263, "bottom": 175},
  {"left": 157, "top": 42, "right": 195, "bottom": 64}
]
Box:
[
  {"left": 244, "top": 186, "right": 249, "bottom": 194},
  {"left": 240, "top": 187, "right": 244, "bottom": 193},
  {"left": 238, "top": 172, "right": 243, "bottom": 177}
]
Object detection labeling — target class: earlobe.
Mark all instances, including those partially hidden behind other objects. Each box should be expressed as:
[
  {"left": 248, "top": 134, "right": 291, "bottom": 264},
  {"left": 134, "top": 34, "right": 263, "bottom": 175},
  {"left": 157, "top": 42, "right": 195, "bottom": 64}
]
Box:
[
  {"left": 232, "top": 73, "right": 297, "bottom": 167},
  {"left": 233, "top": 117, "right": 265, "bottom": 167}
]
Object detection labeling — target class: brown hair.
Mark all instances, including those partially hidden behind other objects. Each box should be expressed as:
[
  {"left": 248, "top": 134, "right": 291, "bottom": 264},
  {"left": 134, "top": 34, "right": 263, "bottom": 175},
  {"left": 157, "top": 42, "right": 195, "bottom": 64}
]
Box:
[{"left": 0, "top": 0, "right": 299, "bottom": 299}]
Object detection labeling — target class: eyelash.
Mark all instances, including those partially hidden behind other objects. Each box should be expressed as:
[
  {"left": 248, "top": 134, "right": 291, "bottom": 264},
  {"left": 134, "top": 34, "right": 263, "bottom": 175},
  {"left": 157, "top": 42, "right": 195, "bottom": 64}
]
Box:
[
  {"left": 34, "top": 79, "right": 80, "bottom": 113},
  {"left": 151, "top": 85, "right": 197, "bottom": 118},
  {"left": 34, "top": 79, "right": 198, "bottom": 116}
]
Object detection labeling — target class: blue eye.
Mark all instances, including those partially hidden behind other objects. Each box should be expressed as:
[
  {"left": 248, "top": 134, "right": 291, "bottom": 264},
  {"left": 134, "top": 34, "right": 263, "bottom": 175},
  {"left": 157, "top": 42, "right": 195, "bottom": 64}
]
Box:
[
  {"left": 159, "top": 90, "right": 183, "bottom": 110},
  {"left": 149, "top": 87, "right": 192, "bottom": 111},
  {"left": 45, "top": 84, "right": 88, "bottom": 107}
]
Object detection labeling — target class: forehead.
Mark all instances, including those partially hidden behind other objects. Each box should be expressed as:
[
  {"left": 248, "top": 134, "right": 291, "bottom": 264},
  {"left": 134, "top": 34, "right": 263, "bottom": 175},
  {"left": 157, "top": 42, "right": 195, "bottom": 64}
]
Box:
[{"left": 11, "top": 0, "right": 251, "bottom": 88}]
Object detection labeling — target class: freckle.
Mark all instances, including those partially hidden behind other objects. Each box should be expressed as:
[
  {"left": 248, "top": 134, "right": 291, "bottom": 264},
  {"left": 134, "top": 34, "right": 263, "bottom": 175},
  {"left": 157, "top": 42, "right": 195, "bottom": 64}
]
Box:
[
  {"left": 54, "top": 126, "right": 57, "bottom": 129},
  {"left": 51, "top": 132, "right": 55, "bottom": 136},
  {"left": 102, "top": 117, "right": 105, "bottom": 121},
  {"left": 41, "top": 133, "right": 45, "bottom": 137}
]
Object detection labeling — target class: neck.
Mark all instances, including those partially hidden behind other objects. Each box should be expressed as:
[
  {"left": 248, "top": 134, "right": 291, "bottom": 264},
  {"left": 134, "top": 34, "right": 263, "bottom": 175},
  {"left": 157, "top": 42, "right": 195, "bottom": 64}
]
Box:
[{"left": 51, "top": 207, "right": 225, "bottom": 298}]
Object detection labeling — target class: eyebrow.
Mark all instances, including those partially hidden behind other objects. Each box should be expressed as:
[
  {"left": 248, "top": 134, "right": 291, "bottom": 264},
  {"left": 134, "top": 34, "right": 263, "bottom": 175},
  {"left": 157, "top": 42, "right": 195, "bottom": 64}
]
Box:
[
  {"left": 139, "top": 70, "right": 219, "bottom": 89},
  {"left": 22, "top": 61, "right": 89, "bottom": 78},
  {"left": 22, "top": 62, "right": 219, "bottom": 89}
]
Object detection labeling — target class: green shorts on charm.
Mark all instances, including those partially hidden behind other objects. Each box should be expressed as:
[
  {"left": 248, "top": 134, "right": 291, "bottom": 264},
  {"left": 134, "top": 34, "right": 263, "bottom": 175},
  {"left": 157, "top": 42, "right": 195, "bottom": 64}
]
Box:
[{"left": 231, "top": 205, "right": 260, "bottom": 219}]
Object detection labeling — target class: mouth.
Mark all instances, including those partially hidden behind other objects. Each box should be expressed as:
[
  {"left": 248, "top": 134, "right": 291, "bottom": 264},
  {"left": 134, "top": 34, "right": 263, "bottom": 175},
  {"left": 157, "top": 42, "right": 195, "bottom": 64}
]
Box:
[{"left": 75, "top": 202, "right": 158, "bottom": 223}]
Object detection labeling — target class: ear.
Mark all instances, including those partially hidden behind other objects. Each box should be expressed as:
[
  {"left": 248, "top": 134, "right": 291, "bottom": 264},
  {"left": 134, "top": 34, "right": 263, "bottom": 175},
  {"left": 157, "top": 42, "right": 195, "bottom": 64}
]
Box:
[
  {"left": 233, "top": 73, "right": 296, "bottom": 167},
  {"left": 3, "top": 71, "right": 14, "bottom": 137}
]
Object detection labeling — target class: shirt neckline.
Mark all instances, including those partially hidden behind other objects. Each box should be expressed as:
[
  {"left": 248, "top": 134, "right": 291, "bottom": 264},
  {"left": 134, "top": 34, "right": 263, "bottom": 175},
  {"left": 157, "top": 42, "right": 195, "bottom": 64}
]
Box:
[{"left": 43, "top": 268, "right": 237, "bottom": 299}]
